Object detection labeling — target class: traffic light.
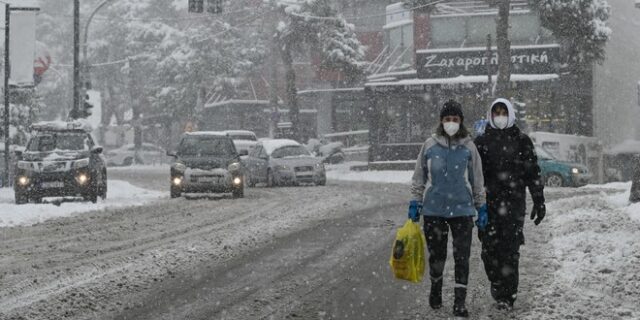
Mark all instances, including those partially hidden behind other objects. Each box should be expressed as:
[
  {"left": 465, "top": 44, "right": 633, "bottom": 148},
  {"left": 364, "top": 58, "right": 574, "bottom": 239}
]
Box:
[
  {"left": 81, "top": 94, "right": 93, "bottom": 118},
  {"left": 188, "top": 0, "right": 204, "bottom": 13},
  {"left": 207, "top": 0, "right": 223, "bottom": 14}
]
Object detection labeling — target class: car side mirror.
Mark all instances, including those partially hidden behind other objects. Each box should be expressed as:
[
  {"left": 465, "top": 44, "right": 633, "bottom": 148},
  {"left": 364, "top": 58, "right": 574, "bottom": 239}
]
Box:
[
  {"left": 91, "top": 146, "right": 103, "bottom": 154},
  {"left": 167, "top": 151, "right": 177, "bottom": 157},
  {"left": 239, "top": 150, "right": 249, "bottom": 156}
]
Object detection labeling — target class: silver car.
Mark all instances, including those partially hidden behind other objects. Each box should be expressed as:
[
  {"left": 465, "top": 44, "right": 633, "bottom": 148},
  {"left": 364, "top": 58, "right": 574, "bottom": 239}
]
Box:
[{"left": 245, "top": 139, "right": 326, "bottom": 187}]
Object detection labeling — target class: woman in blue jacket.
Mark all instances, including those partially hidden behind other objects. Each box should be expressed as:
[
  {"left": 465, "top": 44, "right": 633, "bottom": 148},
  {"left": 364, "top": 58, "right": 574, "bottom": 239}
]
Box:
[{"left": 408, "top": 100, "right": 486, "bottom": 318}]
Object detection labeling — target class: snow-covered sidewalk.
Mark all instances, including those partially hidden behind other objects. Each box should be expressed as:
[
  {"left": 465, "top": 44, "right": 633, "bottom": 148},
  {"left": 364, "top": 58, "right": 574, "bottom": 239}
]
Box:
[
  {"left": 0, "top": 180, "right": 165, "bottom": 228},
  {"left": 326, "top": 162, "right": 413, "bottom": 184},
  {"left": 522, "top": 182, "right": 640, "bottom": 319}
]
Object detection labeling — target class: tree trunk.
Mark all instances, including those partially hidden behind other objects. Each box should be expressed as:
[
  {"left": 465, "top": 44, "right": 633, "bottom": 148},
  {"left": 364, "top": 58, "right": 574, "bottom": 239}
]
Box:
[
  {"left": 495, "top": 0, "right": 511, "bottom": 97},
  {"left": 630, "top": 155, "right": 640, "bottom": 203},
  {"left": 128, "top": 58, "right": 142, "bottom": 164},
  {"left": 280, "top": 44, "right": 301, "bottom": 141}
]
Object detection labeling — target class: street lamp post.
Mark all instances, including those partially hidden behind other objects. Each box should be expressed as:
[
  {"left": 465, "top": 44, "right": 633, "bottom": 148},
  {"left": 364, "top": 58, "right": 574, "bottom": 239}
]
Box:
[
  {"left": 82, "top": 0, "right": 114, "bottom": 91},
  {"left": 3, "top": 3, "right": 10, "bottom": 187},
  {"left": 632, "top": 4, "right": 640, "bottom": 202}
]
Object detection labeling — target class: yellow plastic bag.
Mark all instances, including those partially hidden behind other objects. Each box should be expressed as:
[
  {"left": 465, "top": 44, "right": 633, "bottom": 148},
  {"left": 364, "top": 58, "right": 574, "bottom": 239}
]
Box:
[{"left": 389, "top": 219, "right": 427, "bottom": 283}]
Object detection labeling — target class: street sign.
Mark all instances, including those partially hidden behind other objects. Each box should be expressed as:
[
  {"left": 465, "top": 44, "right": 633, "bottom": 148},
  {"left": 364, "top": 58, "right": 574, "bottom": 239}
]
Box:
[
  {"left": 188, "top": 0, "right": 204, "bottom": 13},
  {"left": 416, "top": 44, "right": 561, "bottom": 79}
]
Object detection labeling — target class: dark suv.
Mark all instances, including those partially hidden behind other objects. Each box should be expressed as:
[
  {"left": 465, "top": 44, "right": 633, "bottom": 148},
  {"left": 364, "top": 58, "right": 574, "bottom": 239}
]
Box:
[
  {"left": 167, "top": 132, "right": 247, "bottom": 198},
  {"left": 14, "top": 122, "right": 107, "bottom": 204}
]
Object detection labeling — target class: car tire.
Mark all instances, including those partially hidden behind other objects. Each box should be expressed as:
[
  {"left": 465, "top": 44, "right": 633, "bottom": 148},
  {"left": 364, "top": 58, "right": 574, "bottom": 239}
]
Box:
[
  {"left": 84, "top": 191, "right": 98, "bottom": 203},
  {"left": 266, "top": 170, "right": 275, "bottom": 188},
  {"left": 100, "top": 169, "right": 108, "bottom": 200},
  {"left": 545, "top": 173, "right": 564, "bottom": 187},
  {"left": 170, "top": 186, "right": 181, "bottom": 198},
  {"left": 232, "top": 185, "right": 244, "bottom": 198},
  {"left": 123, "top": 157, "right": 134, "bottom": 166},
  {"left": 15, "top": 192, "right": 28, "bottom": 205},
  {"left": 33, "top": 197, "right": 43, "bottom": 204},
  {"left": 317, "top": 178, "right": 326, "bottom": 186},
  {"left": 84, "top": 178, "right": 99, "bottom": 203}
]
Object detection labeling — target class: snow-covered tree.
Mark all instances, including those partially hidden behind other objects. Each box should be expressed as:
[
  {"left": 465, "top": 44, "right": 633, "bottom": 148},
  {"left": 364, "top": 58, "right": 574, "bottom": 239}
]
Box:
[
  {"left": 533, "top": 0, "right": 611, "bottom": 65},
  {"left": 272, "top": 0, "right": 366, "bottom": 140}
]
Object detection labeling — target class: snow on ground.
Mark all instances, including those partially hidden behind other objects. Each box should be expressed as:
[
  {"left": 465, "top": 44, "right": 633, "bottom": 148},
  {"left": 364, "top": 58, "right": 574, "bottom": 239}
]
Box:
[
  {"left": 326, "top": 162, "right": 413, "bottom": 184},
  {"left": 528, "top": 184, "right": 640, "bottom": 319},
  {"left": 0, "top": 180, "right": 164, "bottom": 227}
]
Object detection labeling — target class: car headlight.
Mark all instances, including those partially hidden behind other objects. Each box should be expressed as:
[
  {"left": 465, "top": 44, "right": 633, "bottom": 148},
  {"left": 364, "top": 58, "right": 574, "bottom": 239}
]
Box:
[
  {"left": 17, "top": 161, "right": 34, "bottom": 170},
  {"left": 228, "top": 162, "right": 241, "bottom": 172},
  {"left": 571, "top": 168, "right": 580, "bottom": 174},
  {"left": 17, "top": 176, "right": 29, "bottom": 185},
  {"left": 76, "top": 173, "right": 89, "bottom": 185},
  {"left": 172, "top": 162, "right": 186, "bottom": 172},
  {"left": 72, "top": 158, "right": 90, "bottom": 169}
]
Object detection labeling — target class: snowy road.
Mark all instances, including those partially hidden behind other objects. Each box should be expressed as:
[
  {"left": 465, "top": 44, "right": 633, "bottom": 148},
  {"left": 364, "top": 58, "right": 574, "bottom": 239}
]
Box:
[{"left": 0, "top": 168, "right": 637, "bottom": 319}]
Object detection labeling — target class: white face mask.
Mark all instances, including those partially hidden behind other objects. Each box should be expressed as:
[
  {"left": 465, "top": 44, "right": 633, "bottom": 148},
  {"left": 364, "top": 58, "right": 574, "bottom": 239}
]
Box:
[
  {"left": 493, "top": 115, "right": 509, "bottom": 129},
  {"left": 443, "top": 121, "right": 460, "bottom": 137}
]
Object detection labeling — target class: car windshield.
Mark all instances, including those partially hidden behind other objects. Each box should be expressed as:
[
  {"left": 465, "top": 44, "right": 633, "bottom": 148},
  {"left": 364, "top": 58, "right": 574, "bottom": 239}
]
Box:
[
  {"left": 27, "top": 133, "right": 89, "bottom": 152},
  {"left": 271, "top": 145, "right": 310, "bottom": 158},
  {"left": 536, "top": 147, "right": 556, "bottom": 160},
  {"left": 178, "top": 136, "right": 235, "bottom": 157},
  {"left": 228, "top": 134, "right": 256, "bottom": 141}
]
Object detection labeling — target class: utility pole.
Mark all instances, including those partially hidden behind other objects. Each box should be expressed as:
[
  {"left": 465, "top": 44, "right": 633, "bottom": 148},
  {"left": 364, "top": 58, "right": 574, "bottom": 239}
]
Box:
[
  {"left": 268, "top": 7, "right": 279, "bottom": 138},
  {"left": 72, "top": 0, "right": 80, "bottom": 119},
  {"left": 3, "top": 3, "right": 10, "bottom": 187},
  {"left": 495, "top": 0, "right": 511, "bottom": 97}
]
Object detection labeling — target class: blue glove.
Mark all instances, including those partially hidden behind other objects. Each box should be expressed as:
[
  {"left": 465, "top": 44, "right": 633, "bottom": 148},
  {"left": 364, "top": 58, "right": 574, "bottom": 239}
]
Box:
[
  {"left": 475, "top": 204, "right": 488, "bottom": 231},
  {"left": 408, "top": 200, "right": 422, "bottom": 222}
]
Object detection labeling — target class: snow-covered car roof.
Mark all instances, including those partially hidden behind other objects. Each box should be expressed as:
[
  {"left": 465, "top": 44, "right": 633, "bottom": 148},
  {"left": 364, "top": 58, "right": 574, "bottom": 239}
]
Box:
[
  {"left": 260, "top": 139, "right": 301, "bottom": 155},
  {"left": 31, "top": 120, "right": 93, "bottom": 133},
  {"left": 223, "top": 130, "right": 256, "bottom": 136},
  {"left": 112, "top": 143, "right": 164, "bottom": 151},
  {"left": 184, "top": 131, "right": 228, "bottom": 137}
]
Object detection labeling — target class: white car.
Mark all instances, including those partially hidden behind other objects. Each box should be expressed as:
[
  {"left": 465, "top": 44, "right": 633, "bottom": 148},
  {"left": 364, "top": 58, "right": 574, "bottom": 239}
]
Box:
[
  {"left": 105, "top": 143, "right": 168, "bottom": 166},
  {"left": 223, "top": 130, "right": 258, "bottom": 156},
  {"left": 244, "top": 139, "right": 326, "bottom": 187}
]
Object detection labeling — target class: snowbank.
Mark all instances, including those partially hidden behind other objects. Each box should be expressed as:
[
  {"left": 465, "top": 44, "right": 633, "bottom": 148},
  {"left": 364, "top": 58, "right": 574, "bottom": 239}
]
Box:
[
  {"left": 0, "top": 180, "right": 164, "bottom": 227},
  {"left": 326, "top": 162, "right": 413, "bottom": 184},
  {"left": 535, "top": 185, "right": 640, "bottom": 318}
]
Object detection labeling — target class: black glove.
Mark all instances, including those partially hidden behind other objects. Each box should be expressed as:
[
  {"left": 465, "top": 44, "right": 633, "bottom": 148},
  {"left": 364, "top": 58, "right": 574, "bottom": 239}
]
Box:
[{"left": 530, "top": 203, "right": 545, "bottom": 225}]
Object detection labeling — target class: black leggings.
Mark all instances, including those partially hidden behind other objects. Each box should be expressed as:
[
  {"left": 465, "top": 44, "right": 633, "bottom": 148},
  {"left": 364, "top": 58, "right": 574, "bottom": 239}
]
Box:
[{"left": 423, "top": 216, "right": 474, "bottom": 287}]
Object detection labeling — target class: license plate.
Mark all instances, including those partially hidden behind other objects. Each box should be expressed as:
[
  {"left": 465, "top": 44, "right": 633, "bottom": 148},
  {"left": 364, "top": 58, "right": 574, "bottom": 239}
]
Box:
[
  {"left": 198, "top": 177, "right": 218, "bottom": 183},
  {"left": 41, "top": 181, "right": 64, "bottom": 189}
]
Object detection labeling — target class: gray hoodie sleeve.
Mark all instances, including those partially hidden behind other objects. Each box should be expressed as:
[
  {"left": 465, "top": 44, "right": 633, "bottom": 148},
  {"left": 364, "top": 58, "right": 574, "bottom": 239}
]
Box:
[
  {"left": 411, "top": 139, "right": 434, "bottom": 202},
  {"left": 465, "top": 140, "right": 486, "bottom": 207}
]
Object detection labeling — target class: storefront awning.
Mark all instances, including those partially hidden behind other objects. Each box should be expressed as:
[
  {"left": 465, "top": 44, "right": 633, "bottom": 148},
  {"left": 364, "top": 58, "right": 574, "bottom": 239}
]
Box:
[{"left": 365, "top": 73, "right": 559, "bottom": 92}]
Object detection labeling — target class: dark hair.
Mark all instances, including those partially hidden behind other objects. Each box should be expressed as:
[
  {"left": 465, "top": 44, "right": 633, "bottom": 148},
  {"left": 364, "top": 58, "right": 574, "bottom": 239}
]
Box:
[
  {"left": 492, "top": 102, "right": 508, "bottom": 113},
  {"left": 436, "top": 121, "right": 470, "bottom": 139}
]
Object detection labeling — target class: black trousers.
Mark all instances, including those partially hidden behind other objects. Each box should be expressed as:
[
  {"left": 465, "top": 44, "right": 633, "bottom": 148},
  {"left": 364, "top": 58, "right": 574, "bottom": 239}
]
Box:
[
  {"left": 423, "top": 216, "right": 474, "bottom": 287},
  {"left": 478, "top": 211, "right": 525, "bottom": 304}
]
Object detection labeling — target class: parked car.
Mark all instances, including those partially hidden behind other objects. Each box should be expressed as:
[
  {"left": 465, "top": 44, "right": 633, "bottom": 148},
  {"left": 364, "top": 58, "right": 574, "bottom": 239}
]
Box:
[
  {"left": 223, "top": 130, "right": 258, "bottom": 157},
  {"left": 245, "top": 139, "right": 326, "bottom": 187},
  {"left": 167, "top": 131, "right": 247, "bottom": 198},
  {"left": 537, "top": 146, "right": 591, "bottom": 187},
  {"left": 105, "top": 143, "right": 168, "bottom": 166},
  {"left": 13, "top": 121, "right": 107, "bottom": 204}
]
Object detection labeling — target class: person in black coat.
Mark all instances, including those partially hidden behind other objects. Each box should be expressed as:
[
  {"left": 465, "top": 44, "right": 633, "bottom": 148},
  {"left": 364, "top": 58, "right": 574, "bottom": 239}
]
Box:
[{"left": 473, "top": 98, "right": 546, "bottom": 310}]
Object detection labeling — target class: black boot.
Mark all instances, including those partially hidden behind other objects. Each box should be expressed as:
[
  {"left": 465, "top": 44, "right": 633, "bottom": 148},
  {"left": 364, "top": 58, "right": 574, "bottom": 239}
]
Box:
[
  {"left": 429, "top": 278, "right": 443, "bottom": 309},
  {"left": 453, "top": 287, "right": 469, "bottom": 317}
]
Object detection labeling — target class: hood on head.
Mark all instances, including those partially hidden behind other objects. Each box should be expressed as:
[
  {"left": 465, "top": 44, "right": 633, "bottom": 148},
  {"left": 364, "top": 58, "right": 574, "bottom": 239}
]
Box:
[{"left": 487, "top": 98, "right": 516, "bottom": 129}]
